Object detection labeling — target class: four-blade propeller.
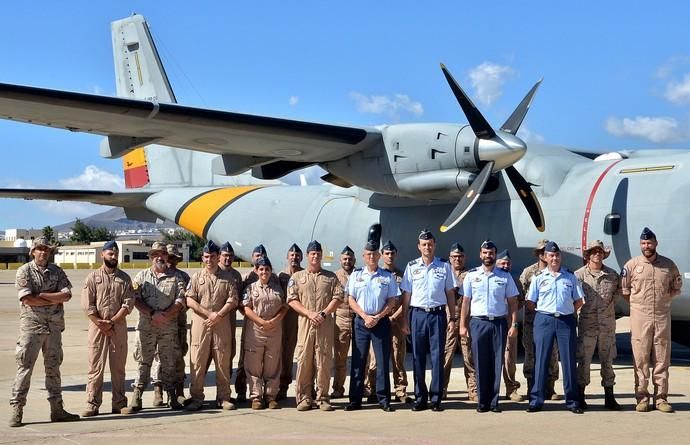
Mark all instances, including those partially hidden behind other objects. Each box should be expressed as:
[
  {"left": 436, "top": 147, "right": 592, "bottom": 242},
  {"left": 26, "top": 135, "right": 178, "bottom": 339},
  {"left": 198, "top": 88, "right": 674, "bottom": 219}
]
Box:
[{"left": 439, "top": 64, "right": 545, "bottom": 233}]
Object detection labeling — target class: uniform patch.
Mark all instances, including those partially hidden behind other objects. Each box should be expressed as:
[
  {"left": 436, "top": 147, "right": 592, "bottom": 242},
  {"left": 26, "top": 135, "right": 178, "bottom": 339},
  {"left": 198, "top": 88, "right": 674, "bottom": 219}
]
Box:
[
  {"left": 621, "top": 268, "right": 627, "bottom": 277},
  {"left": 132, "top": 282, "right": 139, "bottom": 291},
  {"left": 95, "top": 276, "right": 102, "bottom": 284},
  {"left": 635, "top": 266, "right": 644, "bottom": 274},
  {"left": 287, "top": 279, "right": 295, "bottom": 287},
  {"left": 17, "top": 279, "right": 28, "bottom": 287}
]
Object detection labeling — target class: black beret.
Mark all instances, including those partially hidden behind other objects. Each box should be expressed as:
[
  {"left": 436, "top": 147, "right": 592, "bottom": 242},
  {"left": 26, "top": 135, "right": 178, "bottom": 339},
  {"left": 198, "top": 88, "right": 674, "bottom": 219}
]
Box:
[
  {"left": 253, "top": 244, "right": 267, "bottom": 255},
  {"left": 307, "top": 240, "right": 322, "bottom": 252},
  {"left": 480, "top": 240, "right": 497, "bottom": 250},
  {"left": 103, "top": 240, "right": 119, "bottom": 252},
  {"left": 418, "top": 229, "right": 435, "bottom": 241},
  {"left": 341, "top": 245, "right": 355, "bottom": 255},
  {"left": 640, "top": 227, "right": 656, "bottom": 240},
  {"left": 449, "top": 242, "right": 464, "bottom": 253},
  {"left": 497, "top": 249, "right": 511, "bottom": 260},
  {"left": 255, "top": 256, "right": 272, "bottom": 268},
  {"left": 544, "top": 241, "right": 560, "bottom": 253},
  {"left": 203, "top": 240, "right": 220, "bottom": 254},
  {"left": 220, "top": 242, "right": 234, "bottom": 254},
  {"left": 288, "top": 243, "right": 302, "bottom": 254},
  {"left": 381, "top": 240, "right": 397, "bottom": 253}
]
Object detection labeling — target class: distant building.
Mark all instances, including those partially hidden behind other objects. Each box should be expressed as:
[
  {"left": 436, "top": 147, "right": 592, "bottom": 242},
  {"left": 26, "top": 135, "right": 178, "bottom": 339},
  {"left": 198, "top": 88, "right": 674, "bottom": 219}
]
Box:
[
  {"left": 4, "top": 228, "right": 43, "bottom": 242},
  {"left": 53, "top": 240, "right": 190, "bottom": 267},
  {"left": 0, "top": 240, "right": 30, "bottom": 264}
]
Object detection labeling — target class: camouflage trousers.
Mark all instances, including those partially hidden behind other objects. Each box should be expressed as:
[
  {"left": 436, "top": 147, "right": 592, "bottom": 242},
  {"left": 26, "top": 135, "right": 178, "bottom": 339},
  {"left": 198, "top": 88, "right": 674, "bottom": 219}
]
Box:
[
  {"left": 11, "top": 328, "right": 64, "bottom": 407},
  {"left": 576, "top": 329, "right": 617, "bottom": 387},
  {"left": 133, "top": 323, "right": 180, "bottom": 392},
  {"left": 151, "top": 313, "right": 188, "bottom": 387}
]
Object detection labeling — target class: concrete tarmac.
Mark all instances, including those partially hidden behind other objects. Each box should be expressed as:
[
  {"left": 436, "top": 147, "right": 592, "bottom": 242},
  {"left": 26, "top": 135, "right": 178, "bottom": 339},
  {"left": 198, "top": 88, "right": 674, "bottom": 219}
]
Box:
[{"left": 0, "top": 268, "right": 689, "bottom": 444}]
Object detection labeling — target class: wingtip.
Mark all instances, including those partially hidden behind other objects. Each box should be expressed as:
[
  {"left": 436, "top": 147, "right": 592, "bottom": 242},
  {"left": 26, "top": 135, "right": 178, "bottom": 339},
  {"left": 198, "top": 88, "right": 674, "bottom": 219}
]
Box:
[
  {"left": 440, "top": 62, "right": 447, "bottom": 70},
  {"left": 440, "top": 225, "right": 449, "bottom": 233}
]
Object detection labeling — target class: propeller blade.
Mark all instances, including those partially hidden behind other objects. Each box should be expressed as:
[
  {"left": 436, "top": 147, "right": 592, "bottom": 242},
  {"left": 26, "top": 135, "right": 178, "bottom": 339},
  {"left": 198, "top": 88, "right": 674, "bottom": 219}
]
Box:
[
  {"left": 440, "top": 64, "right": 496, "bottom": 140},
  {"left": 500, "top": 79, "right": 543, "bottom": 135},
  {"left": 440, "top": 161, "right": 495, "bottom": 233},
  {"left": 504, "top": 166, "right": 545, "bottom": 232}
]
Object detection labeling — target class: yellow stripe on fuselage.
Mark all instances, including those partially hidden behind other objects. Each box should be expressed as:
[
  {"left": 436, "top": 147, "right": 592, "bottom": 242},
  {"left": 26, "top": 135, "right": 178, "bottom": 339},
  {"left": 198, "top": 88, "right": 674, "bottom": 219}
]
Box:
[{"left": 177, "top": 186, "right": 262, "bottom": 238}]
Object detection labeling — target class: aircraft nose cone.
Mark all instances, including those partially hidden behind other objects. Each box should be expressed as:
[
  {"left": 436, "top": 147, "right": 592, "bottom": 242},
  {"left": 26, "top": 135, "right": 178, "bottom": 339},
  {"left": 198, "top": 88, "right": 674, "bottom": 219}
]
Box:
[{"left": 477, "top": 132, "right": 527, "bottom": 170}]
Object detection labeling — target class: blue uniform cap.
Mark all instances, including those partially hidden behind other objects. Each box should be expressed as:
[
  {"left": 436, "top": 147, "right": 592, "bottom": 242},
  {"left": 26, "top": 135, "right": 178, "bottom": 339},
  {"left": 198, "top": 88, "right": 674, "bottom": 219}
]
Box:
[
  {"left": 288, "top": 243, "right": 302, "bottom": 254},
  {"left": 418, "top": 229, "right": 435, "bottom": 241},
  {"left": 480, "top": 240, "right": 497, "bottom": 251},
  {"left": 255, "top": 256, "right": 272, "bottom": 268},
  {"left": 497, "top": 249, "right": 511, "bottom": 260},
  {"left": 449, "top": 242, "right": 464, "bottom": 253},
  {"left": 252, "top": 244, "right": 267, "bottom": 256},
  {"left": 381, "top": 240, "right": 397, "bottom": 253},
  {"left": 220, "top": 241, "right": 234, "bottom": 254},
  {"left": 544, "top": 241, "right": 560, "bottom": 253},
  {"left": 640, "top": 227, "right": 656, "bottom": 240},
  {"left": 203, "top": 240, "right": 220, "bottom": 254},
  {"left": 102, "top": 240, "right": 119, "bottom": 252},
  {"left": 341, "top": 245, "right": 355, "bottom": 256},
  {"left": 307, "top": 240, "right": 322, "bottom": 253}
]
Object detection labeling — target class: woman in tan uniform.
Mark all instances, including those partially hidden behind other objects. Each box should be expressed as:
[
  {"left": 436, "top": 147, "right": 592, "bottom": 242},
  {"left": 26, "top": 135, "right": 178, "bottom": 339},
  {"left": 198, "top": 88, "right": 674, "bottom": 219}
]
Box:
[{"left": 242, "top": 256, "right": 288, "bottom": 410}]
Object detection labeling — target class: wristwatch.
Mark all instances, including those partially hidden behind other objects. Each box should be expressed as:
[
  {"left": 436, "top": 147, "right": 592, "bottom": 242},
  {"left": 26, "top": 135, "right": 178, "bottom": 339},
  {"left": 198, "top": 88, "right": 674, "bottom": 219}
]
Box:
[
  {"left": 512, "top": 322, "right": 519, "bottom": 328},
  {"left": 319, "top": 311, "right": 327, "bottom": 318},
  {"left": 450, "top": 317, "right": 459, "bottom": 322}
]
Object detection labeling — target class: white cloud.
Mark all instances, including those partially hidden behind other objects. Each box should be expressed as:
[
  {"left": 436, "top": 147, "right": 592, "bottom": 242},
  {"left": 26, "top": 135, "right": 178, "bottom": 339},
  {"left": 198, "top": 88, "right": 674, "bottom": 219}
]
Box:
[
  {"left": 664, "top": 73, "right": 690, "bottom": 106},
  {"left": 289, "top": 95, "right": 299, "bottom": 106},
  {"left": 605, "top": 116, "right": 685, "bottom": 143},
  {"left": 350, "top": 92, "right": 424, "bottom": 119},
  {"left": 58, "top": 165, "right": 124, "bottom": 190},
  {"left": 468, "top": 62, "right": 514, "bottom": 107}
]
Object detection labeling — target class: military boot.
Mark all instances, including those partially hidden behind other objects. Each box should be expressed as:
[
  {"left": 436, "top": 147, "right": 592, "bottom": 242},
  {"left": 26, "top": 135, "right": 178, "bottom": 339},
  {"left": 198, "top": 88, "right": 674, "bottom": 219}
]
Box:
[
  {"left": 175, "top": 382, "right": 186, "bottom": 405},
  {"left": 152, "top": 384, "right": 165, "bottom": 407},
  {"left": 9, "top": 405, "right": 22, "bottom": 427},
  {"left": 578, "top": 386, "right": 588, "bottom": 410},
  {"left": 49, "top": 400, "right": 80, "bottom": 422},
  {"left": 121, "top": 387, "right": 143, "bottom": 414},
  {"left": 168, "top": 391, "right": 183, "bottom": 410},
  {"left": 604, "top": 386, "right": 621, "bottom": 410}
]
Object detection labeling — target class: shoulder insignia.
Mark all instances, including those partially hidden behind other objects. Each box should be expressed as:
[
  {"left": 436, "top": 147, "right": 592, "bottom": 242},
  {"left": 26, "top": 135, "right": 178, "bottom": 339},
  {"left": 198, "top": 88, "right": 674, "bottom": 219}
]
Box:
[
  {"left": 287, "top": 278, "right": 295, "bottom": 288},
  {"left": 620, "top": 268, "right": 627, "bottom": 277},
  {"left": 354, "top": 267, "right": 362, "bottom": 272},
  {"left": 408, "top": 260, "right": 416, "bottom": 266},
  {"left": 17, "top": 278, "right": 28, "bottom": 287},
  {"left": 95, "top": 275, "right": 102, "bottom": 284},
  {"left": 132, "top": 282, "right": 139, "bottom": 291}
]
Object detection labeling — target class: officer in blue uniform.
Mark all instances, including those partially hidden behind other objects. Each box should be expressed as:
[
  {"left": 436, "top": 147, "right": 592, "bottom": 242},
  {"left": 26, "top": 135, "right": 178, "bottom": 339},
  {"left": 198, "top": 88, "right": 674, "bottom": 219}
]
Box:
[
  {"left": 401, "top": 229, "right": 457, "bottom": 412},
  {"left": 460, "top": 241, "right": 519, "bottom": 413},
  {"left": 344, "top": 236, "right": 399, "bottom": 412},
  {"left": 526, "top": 241, "right": 585, "bottom": 414}
]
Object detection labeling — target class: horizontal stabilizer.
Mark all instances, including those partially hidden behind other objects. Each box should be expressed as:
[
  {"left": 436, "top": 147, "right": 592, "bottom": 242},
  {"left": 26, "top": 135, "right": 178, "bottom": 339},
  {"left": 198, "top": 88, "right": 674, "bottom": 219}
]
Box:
[{"left": 0, "top": 188, "right": 152, "bottom": 207}]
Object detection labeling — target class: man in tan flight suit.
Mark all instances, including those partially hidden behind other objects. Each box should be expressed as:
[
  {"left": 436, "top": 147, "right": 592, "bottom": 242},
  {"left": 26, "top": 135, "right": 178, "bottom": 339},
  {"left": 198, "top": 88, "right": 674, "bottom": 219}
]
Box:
[
  {"left": 332, "top": 246, "right": 355, "bottom": 398},
  {"left": 219, "top": 241, "right": 243, "bottom": 391},
  {"left": 495, "top": 250, "right": 523, "bottom": 402},
  {"left": 575, "top": 240, "right": 621, "bottom": 410},
  {"left": 151, "top": 244, "right": 190, "bottom": 407},
  {"left": 10, "top": 237, "right": 79, "bottom": 427},
  {"left": 363, "top": 240, "right": 411, "bottom": 403},
  {"left": 519, "top": 239, "right": 560, "bottom": 399},
  {"left": 288, "top": 240, "right": 344, "bottom": 411},
  {"left": 81, "top": 241, "right": 135, "bottom": 417},
  {"left": 185, "top": 240, "right": 239, "bottom": 411},
  {"left": 442, "top": 243, "right": 476, "bottom": 401},
  {"left": 277, "top": 243, "right": 303, "bottom": 400},
  {"left": 123, "top": 241, "right": 186, "bottom": 414},
  {"left": 621, "top": 227, "right": 682, "bottom": 413}
]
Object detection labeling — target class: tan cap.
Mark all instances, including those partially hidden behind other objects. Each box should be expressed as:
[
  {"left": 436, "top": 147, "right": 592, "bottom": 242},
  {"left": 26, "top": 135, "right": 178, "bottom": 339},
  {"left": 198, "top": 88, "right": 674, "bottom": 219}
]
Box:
[
  {"left": 30, "top": 237, "right": 56, "bottom": 253},
  {"left": 166, "top": 244, "right": 183, "bottom": 259},
  {"left": 148, "top": 241, "right": 167, "bottom": 256},
  {"left": 532, "top": 239, "right": 549, "bottom": 257},
  {"left": 583, "top": 239, "right": 610, "bottom": 259}
]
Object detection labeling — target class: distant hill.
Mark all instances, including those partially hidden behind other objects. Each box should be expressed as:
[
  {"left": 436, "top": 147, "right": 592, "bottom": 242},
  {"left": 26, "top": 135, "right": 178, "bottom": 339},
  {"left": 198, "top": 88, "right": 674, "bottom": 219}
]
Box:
[{"left": 54, "top": 207, "right": 179, "bottom": 233}]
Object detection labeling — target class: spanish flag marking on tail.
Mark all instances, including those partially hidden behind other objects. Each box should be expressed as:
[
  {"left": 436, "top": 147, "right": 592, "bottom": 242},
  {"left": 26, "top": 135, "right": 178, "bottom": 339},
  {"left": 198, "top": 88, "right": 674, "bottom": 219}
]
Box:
[
  {"left": 123, "top": 148, "right": 150, "bottom": 188},
  {"left": 176, "top": 186, "right": 262, "bottom": 238}
]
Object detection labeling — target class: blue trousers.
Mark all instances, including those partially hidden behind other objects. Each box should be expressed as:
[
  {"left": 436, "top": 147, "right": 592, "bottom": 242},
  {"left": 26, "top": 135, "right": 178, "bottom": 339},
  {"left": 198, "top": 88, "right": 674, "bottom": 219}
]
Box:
[
  {"left": 530, "top": 312, "right": 579, "bottom": 409},
  {"left": 349, "top": 316, "right": 392, "bottom": 405},
  {"left": 470, "top": 317, "right": 507, "bottom": 409},
  {"left": 410, "top": 308, "right": 447, "bottom": 405}
]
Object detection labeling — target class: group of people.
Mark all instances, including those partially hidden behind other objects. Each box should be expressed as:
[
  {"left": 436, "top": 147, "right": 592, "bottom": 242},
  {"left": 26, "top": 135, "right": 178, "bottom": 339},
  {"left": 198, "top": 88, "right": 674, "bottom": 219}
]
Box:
[{"left": 8, "top": 225, "right": 682, "bottom": 426}]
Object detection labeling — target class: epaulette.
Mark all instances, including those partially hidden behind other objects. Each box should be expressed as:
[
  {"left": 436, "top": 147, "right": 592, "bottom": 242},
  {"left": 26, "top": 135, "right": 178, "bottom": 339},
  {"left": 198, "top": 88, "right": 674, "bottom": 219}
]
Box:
[
  {"left": 472, "top": 266, "right": 481, "bottom": 272},
  {"left": 564, "top": 268, "right": 572, "bottom": 274},
  {"left": 354, "top": 267, "right": 362, "bottom": 272},
  {"left": 408, "top": 260, "right": 416, "bottom": 266},
  {"left": 534, "top": 270, "right": 542, "bottom": 276},
  {"left": 440, "top": 258, "right": 448, "bottom": 263}
]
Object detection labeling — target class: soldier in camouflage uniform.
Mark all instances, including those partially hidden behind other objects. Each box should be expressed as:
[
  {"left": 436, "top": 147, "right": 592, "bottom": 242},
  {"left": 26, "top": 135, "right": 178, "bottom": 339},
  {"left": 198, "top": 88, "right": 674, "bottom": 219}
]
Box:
[
  {"left": 80, "top": 241, "right": 135, "bottom": 417},
  {"left": 10, "top": 237, "right": 79, "bottom": 427},
  {"left": 332, "top": 246, "right": 355, "bottom": 398},
  {"left": 519, "top": 239, "right": 560, "bottom": 399},
  {"left": 122, "top": 241, "right": 186, "bottom": 414},
  {"left": 574, "top": 240, "right": 621, "bottom": 410},
  {"left": 150, "top": 244, "right": 190, "bottom": 407}
]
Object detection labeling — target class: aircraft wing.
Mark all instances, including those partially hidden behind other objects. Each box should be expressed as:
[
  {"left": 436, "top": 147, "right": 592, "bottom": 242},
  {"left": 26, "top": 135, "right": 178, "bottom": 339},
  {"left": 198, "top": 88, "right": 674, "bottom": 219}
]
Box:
[
  {"left": 0, "top": 82, "right": 378, "bottom": 164},
  {"left": 0, "top": 188, "right": 153, "bottom": 207}
]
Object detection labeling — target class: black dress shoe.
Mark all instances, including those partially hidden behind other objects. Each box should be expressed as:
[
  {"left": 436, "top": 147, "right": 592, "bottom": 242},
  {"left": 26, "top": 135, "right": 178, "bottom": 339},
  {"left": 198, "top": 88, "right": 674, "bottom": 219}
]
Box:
[
  {"left": 411, "top": 403, "right": 428, "bottom": 412},
  {"left": 431, "top": 404, "right": 444, "bottom": 412},
  {"left": 381, "top": 404, "right": 395, "bottom": 412},
  {"left": 366, "top": 394, "right": 378, "bottom": 404},
  {"left": 568, "top": 407, "right": 584, "bottom": 414},
  {"left": 526, "top": 406, "right": 542, "bottom": 413},
  {"left": 490, "top": 406, "right": 502, "bottom": 413},
  {"left": 343, "top": 403, "right": 362, "bottom": 411},
  {"left": 476, "top": 406, "right": 490, "bottom": 413}
]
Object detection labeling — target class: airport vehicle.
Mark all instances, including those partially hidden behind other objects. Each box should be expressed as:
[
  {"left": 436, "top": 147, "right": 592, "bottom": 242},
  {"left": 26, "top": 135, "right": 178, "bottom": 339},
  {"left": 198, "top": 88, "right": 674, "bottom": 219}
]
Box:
[{"left": 0, "top": 14, "right": 688, "bottom": 343}]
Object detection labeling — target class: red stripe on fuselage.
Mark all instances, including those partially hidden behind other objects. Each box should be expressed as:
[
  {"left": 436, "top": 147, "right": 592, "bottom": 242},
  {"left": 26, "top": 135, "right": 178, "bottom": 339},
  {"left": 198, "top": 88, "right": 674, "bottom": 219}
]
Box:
[{"left": 581, "top": 160, "right": 622, "bottom": 253}]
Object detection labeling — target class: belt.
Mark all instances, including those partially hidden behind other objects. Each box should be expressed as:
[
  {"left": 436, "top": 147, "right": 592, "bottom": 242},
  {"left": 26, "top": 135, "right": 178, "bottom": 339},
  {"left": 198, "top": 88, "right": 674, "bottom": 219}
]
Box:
[
  {"left": 471, "top": 315, "right": 503, "bottom": 321},
  {"left": 411, "top": 305, "right": 446, "bottom": 313},
  {"left": 538, "top": 312, "right": 572, "bottom": 318}
]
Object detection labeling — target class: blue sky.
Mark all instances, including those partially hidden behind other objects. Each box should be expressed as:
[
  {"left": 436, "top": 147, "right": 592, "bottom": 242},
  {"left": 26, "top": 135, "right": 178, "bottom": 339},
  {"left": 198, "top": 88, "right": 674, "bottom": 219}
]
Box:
[{"left": 2, "top": 0, "right": 690, "bottom": 230}]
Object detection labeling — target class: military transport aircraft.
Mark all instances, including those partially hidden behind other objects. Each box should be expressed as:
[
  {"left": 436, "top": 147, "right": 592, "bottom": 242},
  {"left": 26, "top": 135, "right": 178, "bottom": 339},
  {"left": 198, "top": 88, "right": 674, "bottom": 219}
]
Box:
[{"left": 0, "top": 14, "right": 688, "bottom": 344}]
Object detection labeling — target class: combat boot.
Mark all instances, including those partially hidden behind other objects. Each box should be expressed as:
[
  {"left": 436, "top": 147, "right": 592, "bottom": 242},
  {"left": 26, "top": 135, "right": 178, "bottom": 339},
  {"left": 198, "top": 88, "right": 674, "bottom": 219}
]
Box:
[
  {"left": 175, "top": 382, "right": 186, "bottom": 405},
  {"left": 152, "top": 383, "right": 165, "bottom": 407},
  {"left": 9, "top": 405, "right": 22, "bottom": 427},
  {"left": 578, "top": 385, "right": 588, "bottom": 410},
  {"left": 49, "top": 400, "right": 80, "bottom": 422},
  {"left": 167, "top": 391, "right": 183, "bottom": 410},
  {"left": 604, "top": 386, "right": 621, "bottom": 410},
  {"left": 121, "top": 387, "right": 143, "bottom": 414}
]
